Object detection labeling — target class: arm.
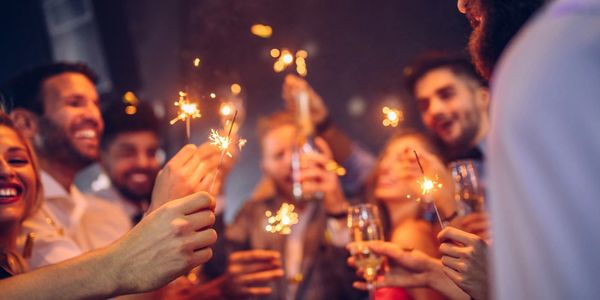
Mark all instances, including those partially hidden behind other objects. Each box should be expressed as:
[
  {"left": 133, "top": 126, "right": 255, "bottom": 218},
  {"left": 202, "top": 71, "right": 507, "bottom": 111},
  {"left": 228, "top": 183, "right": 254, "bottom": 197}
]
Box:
[{"left": 1, "top": 192, "right": 217, "bottom": 299}]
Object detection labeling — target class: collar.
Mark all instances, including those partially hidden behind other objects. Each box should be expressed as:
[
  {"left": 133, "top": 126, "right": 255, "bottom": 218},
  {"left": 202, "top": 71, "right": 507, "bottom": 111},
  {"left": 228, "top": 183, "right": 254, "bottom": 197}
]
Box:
[{"left": 40, "top": 171, "right": 88, "bottom": 231}]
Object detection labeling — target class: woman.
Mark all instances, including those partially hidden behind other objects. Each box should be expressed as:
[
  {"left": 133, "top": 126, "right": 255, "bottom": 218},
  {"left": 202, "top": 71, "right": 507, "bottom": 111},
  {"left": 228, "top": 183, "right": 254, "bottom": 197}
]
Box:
[
  {"left": 369, "top": 129, "right": 456, "bottom": 300},
  {"left": 0, "top": 113, "right": 42, "bottom": 278}
]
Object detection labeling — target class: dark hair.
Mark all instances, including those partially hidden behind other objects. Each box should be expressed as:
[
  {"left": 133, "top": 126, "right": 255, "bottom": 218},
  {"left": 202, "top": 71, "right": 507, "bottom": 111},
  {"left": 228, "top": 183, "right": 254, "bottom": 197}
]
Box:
[
  {"left": 403, "top": 52, "right": 487, "bottom": 96},
  {"left": 101, "top": 100, "right": 161, "bottom": 150},
  {"left": 1, "top": 62, "right": 98, "bottom": 114}
]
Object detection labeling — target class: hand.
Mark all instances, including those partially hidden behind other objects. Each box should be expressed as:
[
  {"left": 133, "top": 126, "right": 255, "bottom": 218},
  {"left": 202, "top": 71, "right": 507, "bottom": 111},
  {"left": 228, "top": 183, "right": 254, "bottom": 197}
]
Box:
[
  {"left": 413, "top": 150, "right": 457, "bottom": 218},
  {"left": 222, "top": 250, "right": 285, "bottom": 298},
  {"left": 299, "top": 137, "right": 348, "bottom": 214},
  {"left": 448, "top": 212, "right": 491, "bottom": 242},
  {"left": 282, "top": 74, "right": 329, "bottom": 125},
  {"left": 106, "top": 191, "right": 217, "bottom": 294},
  {"left": 438, "top": 227, "right": 489, "bottom": 300},
  {"left": 347, "top": 241, "right": 470, "bottom": 300},
  {"left": 149, "top": 143, "right": 222, "bottom": 212}
]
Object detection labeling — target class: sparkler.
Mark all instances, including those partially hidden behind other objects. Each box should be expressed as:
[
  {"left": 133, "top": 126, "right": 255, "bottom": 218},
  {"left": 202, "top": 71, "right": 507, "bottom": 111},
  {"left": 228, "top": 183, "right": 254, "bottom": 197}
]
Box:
[
  {"left": 413, "top": 150, "right": 445, "bottom": 228},
  {"left": 209, "top": 110, "right": 245, "bottom": 193},
  {"left": 265, "top": 203, "right": 299, "bottom": 235},
  {"left": 382, "top": 106, "right": 404, "bottom": 127},
  {"left": 170, "top": 91, "right": 201, "bottom": 142}
]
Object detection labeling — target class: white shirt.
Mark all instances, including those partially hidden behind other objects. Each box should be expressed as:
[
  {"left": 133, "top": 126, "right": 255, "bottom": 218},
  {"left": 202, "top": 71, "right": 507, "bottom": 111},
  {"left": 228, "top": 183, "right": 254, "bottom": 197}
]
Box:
[
  {"left": 19, "top": 171, "right": 132, "bottom": 269},
  {"left": 489, "top": 1, "right": 600, "bottom": 299}
]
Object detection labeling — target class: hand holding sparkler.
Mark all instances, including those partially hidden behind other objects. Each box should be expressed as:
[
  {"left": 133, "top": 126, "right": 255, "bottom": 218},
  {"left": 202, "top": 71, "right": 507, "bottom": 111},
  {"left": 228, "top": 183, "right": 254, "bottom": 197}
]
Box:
[
  {"left": 148, "top": 143, "right": 220, "bottom": 213},
  {"left": 208, "top": 110, "right": 246, "bottom": 194},
  {"left": 223, "top": 250, "right": 284, "bottom": 298},
  {"left": 413, "top": 150, "right": 445, "bottom": 229}
]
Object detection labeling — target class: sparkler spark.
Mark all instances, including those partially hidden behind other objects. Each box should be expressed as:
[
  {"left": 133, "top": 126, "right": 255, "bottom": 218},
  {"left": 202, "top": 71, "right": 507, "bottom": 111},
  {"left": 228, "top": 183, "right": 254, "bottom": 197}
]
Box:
[
  {"left": 413, "top": 150, "right": 445, "bottom": 228},
  {"left": 382, "top": 106, "right": 404, "bottom": 127},
  {"left": 170, "top": 91, "right": 201, "bottom": 141},
  {"left": 265, "top": 203, "right": 299, "bottom": 235},
  {"left": 271, "top": 48, "right": 309, "bottom": 77}
]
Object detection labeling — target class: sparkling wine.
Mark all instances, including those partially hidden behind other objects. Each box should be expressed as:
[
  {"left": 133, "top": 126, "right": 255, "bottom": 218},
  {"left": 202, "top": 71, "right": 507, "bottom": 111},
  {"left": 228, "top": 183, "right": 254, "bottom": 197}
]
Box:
[{"left": 351, "top": 222, "right": 384, "bottom": 282}]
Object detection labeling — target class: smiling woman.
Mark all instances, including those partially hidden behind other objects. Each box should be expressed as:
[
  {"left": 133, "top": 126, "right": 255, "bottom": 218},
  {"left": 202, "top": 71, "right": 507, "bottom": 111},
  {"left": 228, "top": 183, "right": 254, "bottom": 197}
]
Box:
[{"left": 0, "top": 112, "right": 42, "bottom": 279}]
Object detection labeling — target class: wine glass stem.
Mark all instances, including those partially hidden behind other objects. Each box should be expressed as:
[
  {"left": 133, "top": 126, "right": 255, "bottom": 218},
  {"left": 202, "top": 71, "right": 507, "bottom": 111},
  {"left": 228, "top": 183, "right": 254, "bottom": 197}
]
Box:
[{"left": 368, "top": 282, "right": 375, "bottom": 300}]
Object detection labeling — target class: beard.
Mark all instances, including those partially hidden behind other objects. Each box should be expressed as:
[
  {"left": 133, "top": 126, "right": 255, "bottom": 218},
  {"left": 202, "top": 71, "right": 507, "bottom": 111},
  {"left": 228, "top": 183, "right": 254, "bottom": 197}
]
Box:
[
  {"left": 112, "top": 173, "right": 155, "bottom": 205},
  {"left": 468, "top": 0, "right": 545, "bottom": 79},
  {"left": 34, "top": 117, "right": 96, "bottom": 171}
]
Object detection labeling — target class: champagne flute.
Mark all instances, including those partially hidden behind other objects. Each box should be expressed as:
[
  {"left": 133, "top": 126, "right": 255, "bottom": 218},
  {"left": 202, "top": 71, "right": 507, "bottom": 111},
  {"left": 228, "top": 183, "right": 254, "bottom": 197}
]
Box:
[
  {"left": 449, "top": 160, "right": 485, "bottom": 216},
  {"left": 347, "top": 204, "right": 384, "bottom": 300}
]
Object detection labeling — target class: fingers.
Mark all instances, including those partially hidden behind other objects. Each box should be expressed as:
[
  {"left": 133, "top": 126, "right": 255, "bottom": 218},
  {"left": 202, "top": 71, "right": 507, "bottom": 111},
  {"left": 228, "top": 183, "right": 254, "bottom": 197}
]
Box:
[
  {"left": 442, "top": 266, "right": 463, "bottom": 286},
  {"left": 230, "top": 261, "right": 283, "bottom": 275},
  {"left": 441, "top": 255, "right": 466, "bottom": 273},
  {"left": 239, "top": 287, "right": 273, "bottom": 297},
  {"left": 189, "top": 247, "right": 214, "bottom": 266},
  {"left": 167, "top": 144, "right": 198, "bottom": 168},
  {"left": 182, "top": 210, "right": 216, "bottom": 231},
  {"left": 229, "top": 250, "right": 281, "bottom": 264},
  {"left": 188, "top": 228, "right": 218, "bottom": 250},
  {"left": 172, "top": 191, "right": 215, "bottom": 215},
  {"left": 437, "top": 226, "right": 481, "bottom": 246},
  {"left": 439, "top": 242, "right": 471, "bottom": 258},
  {"left": 237, "top": 269, "right": 285, "bottom": 285},
  {"left": 313, "top": 137, "right": 334, "bottom": 159}
]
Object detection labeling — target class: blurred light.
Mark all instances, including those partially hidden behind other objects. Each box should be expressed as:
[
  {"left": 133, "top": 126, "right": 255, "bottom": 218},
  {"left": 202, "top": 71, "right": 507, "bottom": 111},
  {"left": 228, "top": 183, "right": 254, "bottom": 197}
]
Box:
[
  {"left": 230, "top": 83, "right": 242, "bottom": 95},
  {"left": 270, "top": 48, "right": 280, "bottom": 58},
  {"left": 296, "top": 50, "right": 308, "bottom": 58},
  {"left": 274, "top": 60, "right": 285, "bottom": 72},
  {"left": 210, "top": 93, "right": 217, "bottom": 99},
  {"left": 382, "top": 106, "right": 404, "bottom": 127},
  {"left": 123, "top": 91, "right": 138, "bottom": 105},
  {"left": 124, "top": 105, "right": 137, "bottom": 115},
  {"left": 251, "top": 24, "right": 273, "bottom": 38},
  {"left": 347, "top": 96, "right": 367, "bottom": 117},
  {"left": 220, "top": 103, "right": 234, "bottom": 116},
  {"left": 282, "top": 52, "right": 294, "bottom": 65},
  {"left": 193, "top": 57, "right": 201, "bottom": 67}
]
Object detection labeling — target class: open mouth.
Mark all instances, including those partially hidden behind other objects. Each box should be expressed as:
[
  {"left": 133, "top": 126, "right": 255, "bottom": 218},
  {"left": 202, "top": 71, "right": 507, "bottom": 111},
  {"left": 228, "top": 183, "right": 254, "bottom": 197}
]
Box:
[
  {"left": 434, "top": 119, "right": 454, "bottom": 136},
  {"left": 466, "top": 11, "right": 482, "bottom": 29},
  {"left": 74, "top": 129, "right": 98, "bottom": 140},
  {"left": 0, "top": 185, "right": 23, "bottom": 204},
  {"left": 130, "top": 173, "right": 151, "bottom": 184}
]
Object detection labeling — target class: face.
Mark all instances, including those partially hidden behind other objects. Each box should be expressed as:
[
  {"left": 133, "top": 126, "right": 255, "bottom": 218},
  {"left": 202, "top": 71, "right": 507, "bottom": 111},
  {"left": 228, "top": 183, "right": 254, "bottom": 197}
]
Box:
[
  {"left": 375, "top": 136, "right": 430, "bottom": 201},
  {"left": 415, "top": 68, "right": 486, "bottom": 150},
  {"left": 261, "top": 124, "right": 296, "bottom": 197},
  {"left": 0, "top": 126, "right": 37, "bottom": 225},
  {"left": 37, "top": 72, "right": 103, "bottom": 167},
  {"left": 101, "top": 131, "right": 160, "bottom": 203}
]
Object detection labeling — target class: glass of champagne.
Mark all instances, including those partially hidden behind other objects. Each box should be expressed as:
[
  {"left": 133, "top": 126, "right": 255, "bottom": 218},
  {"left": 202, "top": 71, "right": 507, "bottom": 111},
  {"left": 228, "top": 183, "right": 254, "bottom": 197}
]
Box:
[
  {"left": 449, "top": 160, "right": 485, "bottom": 216},
  {"left": 347, "top": 203, "right": 384, "bottom": 299}
]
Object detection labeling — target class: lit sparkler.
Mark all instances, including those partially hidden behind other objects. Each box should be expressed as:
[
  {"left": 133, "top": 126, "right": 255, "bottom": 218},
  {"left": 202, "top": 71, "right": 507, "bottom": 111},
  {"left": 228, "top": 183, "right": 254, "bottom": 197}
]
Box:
[
  {"left": 265, "top": 203, "right": 299, "bottom": 235},
  {"left": 413, "top": 150, "right": 445, "bottom": 228},
  {"left": 170, "top": 91, "right": 201, "bottom": 142},
  {"left": 209, "top": 110, "right": 245, "bottom": 193},
  {"left": 382, "top": 106, "right": 404, "bottom": 127},
  {"left": 326, "top": 160, "right": 347, "bottom": 176}
]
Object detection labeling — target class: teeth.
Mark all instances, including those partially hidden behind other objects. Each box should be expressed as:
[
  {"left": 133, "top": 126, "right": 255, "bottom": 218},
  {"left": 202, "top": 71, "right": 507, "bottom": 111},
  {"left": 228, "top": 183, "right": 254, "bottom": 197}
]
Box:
[
  {"left": 75, "top": 129, "right": 96, "bottom": 139},
  {"left": 0, "top": 188, "right": 17, "bottom": 197},
  {"left": 131, "top": 173, "right": 149, "bottom": 183}
]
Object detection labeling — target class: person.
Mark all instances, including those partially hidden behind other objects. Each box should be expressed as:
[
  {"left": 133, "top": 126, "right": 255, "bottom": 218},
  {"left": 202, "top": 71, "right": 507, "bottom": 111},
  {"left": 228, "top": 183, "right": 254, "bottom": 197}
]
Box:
[
  {"left": 94, "top": 100, "right": 163, "bottom": 225},
  {"left": 486, "top": 0, "right": 600, "bottom": 298},
  {"left": 404, "top": 53, "right": 489, "bottom": 163},
  {"left": 0, "top": 110, "right": 217, "bottom": 298},
  {"left": 223, "top": 112, "right": 363, "bottom": 300},
  {"left": 366, "top": 129, "right": 456, "bottom": 300}
]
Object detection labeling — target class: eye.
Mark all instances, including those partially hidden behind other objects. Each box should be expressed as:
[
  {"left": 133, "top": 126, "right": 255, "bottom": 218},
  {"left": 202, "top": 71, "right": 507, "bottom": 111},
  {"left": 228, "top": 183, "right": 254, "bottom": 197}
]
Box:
[{"left": 8, "top": 157, "right": 30, "bottom": 166}]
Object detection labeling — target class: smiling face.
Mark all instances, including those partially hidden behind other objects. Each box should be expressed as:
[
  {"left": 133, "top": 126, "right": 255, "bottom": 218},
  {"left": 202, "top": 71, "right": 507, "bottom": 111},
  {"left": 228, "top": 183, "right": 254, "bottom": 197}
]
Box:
[
  {"left": 35, "top": 72, "right": 103, "bottom": 168},
  {"left": 415, "top": 67, "right": 486, "bottom": 150},
  {"left": 0, "top": 126, "right": 37, "bottom": 225},
  {"left": 101, "top": 131, "right": 160, "bottom": 203},
  {"left": 375, "top": 135, "right": 430, "bottom": 201}
]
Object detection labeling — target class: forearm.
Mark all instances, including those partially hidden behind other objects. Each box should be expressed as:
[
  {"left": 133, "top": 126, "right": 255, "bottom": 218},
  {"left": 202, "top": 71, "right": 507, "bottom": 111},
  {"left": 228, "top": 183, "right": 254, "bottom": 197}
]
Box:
[{"left": 0, "top": 247, "right": 119, "bottom": 299}]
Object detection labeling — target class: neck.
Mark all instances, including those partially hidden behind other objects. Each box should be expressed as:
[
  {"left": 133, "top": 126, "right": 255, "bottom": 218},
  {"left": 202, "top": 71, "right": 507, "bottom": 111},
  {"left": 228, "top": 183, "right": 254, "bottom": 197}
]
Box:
[
  {"left": 384, "top": 199, "right": 419, "bottom": 229},
  {"left": 40, "top": 158, "right": 78, "bottom": 191},
  {"left": 0, "top": 222, "right": 20, "bottom": 253},
  {"left": 471, "top": 113, "right": 489, "bottom": 150}
]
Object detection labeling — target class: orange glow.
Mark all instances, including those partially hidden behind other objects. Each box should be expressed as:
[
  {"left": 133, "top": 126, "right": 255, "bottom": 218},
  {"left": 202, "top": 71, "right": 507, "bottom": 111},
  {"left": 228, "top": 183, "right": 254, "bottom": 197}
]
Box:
[
  {"left": 220, "top": 103, "right": 233, "bottom": 116},
  {"left": 382, "top": 106, "right": 404, "bottom": 127},
  {"left": 210, "top": 93, "right": 217, "bottom": 99},
  {"left": 124, "top": 105, "right": 137, "bottom": 115},
  {"left": 193, "top": 58, "right": 201, "bottom": 67},
  {"left": 270, "top": 48, "right": 280, "bottom": 58},
  {"left": 282, "top": 53, "right": 294, "bottom": 65},
  {"left": 250, "top": 24, "right": 273, "bottom": 38},
  {"left": 230, "top": 83, "right": 242, "bottom": 95},
  {"left": 296, "top": 50, "right": 308, "bottom": 58}
]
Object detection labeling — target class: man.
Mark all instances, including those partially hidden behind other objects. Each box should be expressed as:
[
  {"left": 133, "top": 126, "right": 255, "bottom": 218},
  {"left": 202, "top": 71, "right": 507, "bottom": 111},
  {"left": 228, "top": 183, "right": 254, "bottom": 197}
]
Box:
[
  {"left": 94, "top": 100, "right": 161, "bottom": 226},
  {"left": 224, "top": 112, "right": 363, "bottom": 300},
  {"left": 486, "top": 0, "right": 600, "bottom": 298},
  {"left": 3, "top": 62, "right": 221, "bottom": 269},
  {"left": 404, "top": 53, "right": 489, "bottom": 162}
]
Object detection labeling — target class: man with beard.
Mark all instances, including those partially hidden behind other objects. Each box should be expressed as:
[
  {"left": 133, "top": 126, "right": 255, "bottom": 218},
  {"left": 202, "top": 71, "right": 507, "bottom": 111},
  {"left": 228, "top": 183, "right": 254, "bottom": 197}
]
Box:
[
  {"left": 94, "top": 100, "right": 161, "bottom": 226},
  {"left": 3, "top": 62, "right": 222, "bottom": 270},
  {"left": 404, "top": 53, "right": 489, "bottom": 163}
]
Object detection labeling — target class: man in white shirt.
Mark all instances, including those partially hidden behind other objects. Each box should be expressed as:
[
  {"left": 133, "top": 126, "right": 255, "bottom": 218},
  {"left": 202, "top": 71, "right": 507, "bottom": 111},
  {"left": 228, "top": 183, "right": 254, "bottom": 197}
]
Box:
[{"left": 5, "top": 63, "right": 134, "bottom": 268}]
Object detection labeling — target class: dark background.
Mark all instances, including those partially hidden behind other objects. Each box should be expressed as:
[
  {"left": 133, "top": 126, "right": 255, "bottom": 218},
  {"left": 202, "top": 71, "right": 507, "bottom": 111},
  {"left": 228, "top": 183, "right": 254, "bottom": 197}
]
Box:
[{"left": 0, "top": 0, "right": 470, "bottom": 219}]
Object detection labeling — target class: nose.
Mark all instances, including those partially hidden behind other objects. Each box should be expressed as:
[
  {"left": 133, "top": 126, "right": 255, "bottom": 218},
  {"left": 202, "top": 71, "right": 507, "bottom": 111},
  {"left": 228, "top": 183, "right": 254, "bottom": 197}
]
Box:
[
  {"left": 428, "top": 98, "right": 446, "bottom": 119},
  {"left": 457, "top": 0, "right": 468, "bottom": 14},
  {"left": 135, "top": 153, "right": 153, "bottom": 168},
  {"left": 0, "top": 159, "right": 16, "bottom": 180}
]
